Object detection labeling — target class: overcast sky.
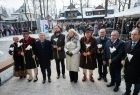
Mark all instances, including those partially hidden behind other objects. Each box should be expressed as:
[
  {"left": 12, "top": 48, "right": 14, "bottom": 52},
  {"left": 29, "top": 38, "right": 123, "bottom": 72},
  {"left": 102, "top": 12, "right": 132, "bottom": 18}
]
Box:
[{"left": 0, "top": 0, "right": 103, "bottom": 10}]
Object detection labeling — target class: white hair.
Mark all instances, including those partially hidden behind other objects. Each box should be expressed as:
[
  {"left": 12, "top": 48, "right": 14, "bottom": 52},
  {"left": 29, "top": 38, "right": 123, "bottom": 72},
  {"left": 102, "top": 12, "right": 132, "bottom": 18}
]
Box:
[
  {"left": 68, "top": 28, "right": 77, "bottom": 33},
  {"left": 39, "top": 32, "right": 46, "bottom": 36}
]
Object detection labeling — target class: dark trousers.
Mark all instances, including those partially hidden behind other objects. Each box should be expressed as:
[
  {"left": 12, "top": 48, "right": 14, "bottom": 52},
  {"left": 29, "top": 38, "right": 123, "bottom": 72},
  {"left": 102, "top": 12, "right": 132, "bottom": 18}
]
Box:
[
  {"left": 69, "top": 71, "right": 78, "bottom": 82},
  {"left": 40, "top": 63, "right": 51, "bottom": 81},
  {"left": 125, "top": 82, "right": 140, "bottom": 95},
  {"left": 97, "top": 58, "right": 107, "bottom": 77},
  {"left": 109, "top": 64, "right": 122, "bottom": 86},
  {"left": 55, "top": 59, "right": 65, "bottom": 76}
]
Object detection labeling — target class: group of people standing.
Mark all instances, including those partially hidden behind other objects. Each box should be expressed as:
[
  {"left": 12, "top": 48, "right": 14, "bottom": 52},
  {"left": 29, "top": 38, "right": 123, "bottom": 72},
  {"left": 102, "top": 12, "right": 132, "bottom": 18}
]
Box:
[{"left": 9, "top": 24, "right": 140, "bottom": 95}]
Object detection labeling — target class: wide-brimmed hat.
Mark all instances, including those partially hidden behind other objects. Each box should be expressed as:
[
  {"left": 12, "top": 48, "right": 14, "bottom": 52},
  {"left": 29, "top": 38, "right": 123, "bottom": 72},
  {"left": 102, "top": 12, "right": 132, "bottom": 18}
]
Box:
[
  {"left": 22, "top": 29, "right": 31, "bottom": 34},
  {"left": 85, "top": 25, "right": 93, "bottom": 33}
]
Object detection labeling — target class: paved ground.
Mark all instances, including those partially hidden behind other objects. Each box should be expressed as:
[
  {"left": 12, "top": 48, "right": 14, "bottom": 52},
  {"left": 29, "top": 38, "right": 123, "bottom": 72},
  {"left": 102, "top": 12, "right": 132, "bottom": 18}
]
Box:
[
  {"left": 0, "top": 59, "right": 128, "bottom": 95},
  {"left": 1, "top": 34, "right": 138, "bottom": 95}
]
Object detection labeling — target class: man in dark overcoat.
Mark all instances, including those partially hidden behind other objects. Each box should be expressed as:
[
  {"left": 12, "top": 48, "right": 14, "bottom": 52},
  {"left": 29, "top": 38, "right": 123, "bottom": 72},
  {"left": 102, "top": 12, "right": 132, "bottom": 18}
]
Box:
[
  {"left": 104, "top": 30, "right": 125, "bottom": 92},
  {"left": 123, "top": 28, "right": 140, "bottom": 95}
]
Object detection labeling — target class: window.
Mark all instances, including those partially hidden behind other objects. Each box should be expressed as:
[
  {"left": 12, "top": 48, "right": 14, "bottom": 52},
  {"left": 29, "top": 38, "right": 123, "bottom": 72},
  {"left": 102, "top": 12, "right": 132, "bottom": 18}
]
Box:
[{"left": 86, "top": 12, "right": 93, "bottom": 16}]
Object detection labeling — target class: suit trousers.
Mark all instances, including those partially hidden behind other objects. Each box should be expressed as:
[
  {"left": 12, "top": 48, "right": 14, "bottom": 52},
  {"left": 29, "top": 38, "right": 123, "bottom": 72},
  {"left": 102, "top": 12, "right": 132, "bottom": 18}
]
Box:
[
  {"left": 109, "top": 64, "right": 122, "bottom": 86},
  {"left": 55, "top": 59, "right": 65, "bottom": 76},
  {"left": 125, "top": 82, "right": 140, "bottom": 95},
  {"left": 97, "top": 58, "right": 107, "bottom": 77},
  {"left": 40, "top": 63, "right": 51, "bottom": 81}
]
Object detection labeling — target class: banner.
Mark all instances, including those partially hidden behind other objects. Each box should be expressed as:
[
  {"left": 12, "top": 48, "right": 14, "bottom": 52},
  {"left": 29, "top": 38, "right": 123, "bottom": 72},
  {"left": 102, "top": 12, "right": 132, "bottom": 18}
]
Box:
[{"left": 40, "top": 20, "right": 49, "bottom": 33}]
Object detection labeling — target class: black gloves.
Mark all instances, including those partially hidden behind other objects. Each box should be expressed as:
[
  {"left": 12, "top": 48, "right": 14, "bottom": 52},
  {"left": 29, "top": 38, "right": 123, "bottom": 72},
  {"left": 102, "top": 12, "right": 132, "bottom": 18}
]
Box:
[{"left": 66, "top": 51, "right": 73, "bottom": 57}]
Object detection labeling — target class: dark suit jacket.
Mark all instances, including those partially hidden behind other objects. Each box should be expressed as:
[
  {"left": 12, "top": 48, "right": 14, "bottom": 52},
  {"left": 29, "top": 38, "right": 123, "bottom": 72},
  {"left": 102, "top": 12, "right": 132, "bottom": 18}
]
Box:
[
  {"left": 124, "top": 40, "right": 140, "bottom": 83},
  {"left": 96, "top": 36, "right": 109, "bottom": 60},
  {"left": 104, "top": 39, "right": 125, "bottom": 67},
  {"left": 51, "top": 33, "right": 65, "bottom": 59},
  {"left": 35, "top": 40, "right": 53, "bottom": 68}
]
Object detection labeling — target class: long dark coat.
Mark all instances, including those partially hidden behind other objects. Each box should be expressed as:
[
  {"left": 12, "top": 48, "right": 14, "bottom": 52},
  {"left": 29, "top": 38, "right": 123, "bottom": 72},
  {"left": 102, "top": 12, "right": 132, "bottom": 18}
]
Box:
[
  {"left": 124, "top": 40, "right": 140, "bottom": 84},
  {"left": 35, "top": 40, "right": 53, "bottom": 68},
  {"left": 80, "top": 37, "right": 97, "bottom": 70},
  {"left": 51, "top": 33, "right": 65, "bottom": 59},
  {"left": 20, "top": 37, "right": 38, "bottom": 69}
]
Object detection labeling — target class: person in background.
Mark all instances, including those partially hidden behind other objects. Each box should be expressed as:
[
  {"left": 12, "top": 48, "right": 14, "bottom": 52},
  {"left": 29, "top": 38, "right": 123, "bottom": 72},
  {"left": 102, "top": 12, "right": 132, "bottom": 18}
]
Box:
[{"left": 65, "top": 29, "right": 80, "bottom": 83}]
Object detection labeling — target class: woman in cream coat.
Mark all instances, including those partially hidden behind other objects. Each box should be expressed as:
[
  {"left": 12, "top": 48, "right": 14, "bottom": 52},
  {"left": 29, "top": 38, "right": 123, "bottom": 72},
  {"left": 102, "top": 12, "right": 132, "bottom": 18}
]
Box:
[{"left": 65, "top": 29, "right": 80, "bottom": 83}]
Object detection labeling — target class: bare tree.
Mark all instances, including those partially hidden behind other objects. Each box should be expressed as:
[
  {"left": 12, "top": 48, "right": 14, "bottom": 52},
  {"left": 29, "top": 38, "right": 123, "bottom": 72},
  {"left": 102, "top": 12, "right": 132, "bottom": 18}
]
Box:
[{"left": 108, "top": 0, "right": 131, "bottom": 12}]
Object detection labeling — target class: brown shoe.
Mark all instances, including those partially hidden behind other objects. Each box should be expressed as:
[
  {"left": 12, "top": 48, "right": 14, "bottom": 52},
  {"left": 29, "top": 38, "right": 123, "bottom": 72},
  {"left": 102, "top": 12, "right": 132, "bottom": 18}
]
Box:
[
  {"left": 82, "top": 73, "right": 87, "bottom": 82},
  {"left": 90, "top": 75, "right": 94, "bottom": 82}
]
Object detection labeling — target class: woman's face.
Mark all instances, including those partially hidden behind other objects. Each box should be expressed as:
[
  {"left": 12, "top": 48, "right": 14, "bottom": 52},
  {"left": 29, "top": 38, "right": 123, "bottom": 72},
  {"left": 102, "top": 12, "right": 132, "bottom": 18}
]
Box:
[
  {"left": 137, "top": 23, "right": 140, "bottom": 28},
  {"left": 68, "top": 31, "right": 74, "bottom": 37},
  {"left": 85, "top": 31, "right": 92, "bottom": 38}
]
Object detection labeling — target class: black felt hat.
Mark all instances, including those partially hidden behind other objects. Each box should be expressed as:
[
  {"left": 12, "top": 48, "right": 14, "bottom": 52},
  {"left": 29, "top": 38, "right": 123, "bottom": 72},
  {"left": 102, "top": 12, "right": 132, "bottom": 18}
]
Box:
[{"left": 22, "top": 29, "right": 31, "bottom": 34}]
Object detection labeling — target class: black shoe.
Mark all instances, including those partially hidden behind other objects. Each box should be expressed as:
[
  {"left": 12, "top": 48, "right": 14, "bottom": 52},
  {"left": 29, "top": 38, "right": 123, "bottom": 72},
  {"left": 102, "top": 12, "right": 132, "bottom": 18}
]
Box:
[
  {"left": 42, "top": 80, "right": 46, "bottom": 84},
  {"left": 98, "top": 77, "right": 102, "bottom": 80},
  {"left": 133, "top": 92, "right": 138, "bottom": 95},
  {"left": 103, "top": 77, "right": 107, "bottom": 82},
  {"left": 33, "top": 76, "right": 38, "bottom": 82},
  {"left": 74, "top": 81, "right": 77, "bottom": 83},
  {"left": 23, "top": 76, "right": 26, "bottom": 78},
  {"left": 57, "top": 75, "right": 60, "bottom": 79},
  {"left": 63, "top": 75, "right": 66, "bottom": 79},
  {"left": 70, "top": 79, "right": 73, "bottom": 82},
  {"left": 122, "top": 92, "right": 130, "bottom": 95},
  {"left": 113, "top": 86, "right": 119, "bottom": 92},
  {"left": 33, "top": 79, "right": 38, "bottom": 82},
  {"left": 19, "top": 77, "right": 23, "bottom": 79},
  {"left": 107, "top": 83, "right": 115, "bottom": 87},
  {"left": 48, "top": 78, "right": 51, "bottom": 83},
  {"left": 28, "top": 79, "right": 32, "bottom": 82}
]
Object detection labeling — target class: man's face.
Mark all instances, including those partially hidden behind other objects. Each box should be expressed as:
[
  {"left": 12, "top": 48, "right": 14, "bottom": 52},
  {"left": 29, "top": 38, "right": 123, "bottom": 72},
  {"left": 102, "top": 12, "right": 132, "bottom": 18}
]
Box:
[
  {"left": 39, "top": 33, "right": 45, "bottom": 41},
  {"left": 54, "top": 26, "right": 60, "bottom": 33},
  {"left": 111, "top": 32, "right": 118, "bottom": 42},
  {"left": 99, "top": 29, "right": 106, "bottom": 37},
  {"left": 131, "top": 29, "right": 140, "bottom": 42},
  {"left": 23, "top": 32, "right": 29, "bottom": 39}
]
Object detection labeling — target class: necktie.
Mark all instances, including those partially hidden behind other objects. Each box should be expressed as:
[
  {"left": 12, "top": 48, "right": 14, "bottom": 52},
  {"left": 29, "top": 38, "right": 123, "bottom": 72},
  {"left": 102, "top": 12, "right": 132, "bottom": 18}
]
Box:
[
  {"left": 41, "top": 42, "right": 44, "bottom": 48},
  {"left": 131, "top": 42, "right": 136, "bottom": 49}
]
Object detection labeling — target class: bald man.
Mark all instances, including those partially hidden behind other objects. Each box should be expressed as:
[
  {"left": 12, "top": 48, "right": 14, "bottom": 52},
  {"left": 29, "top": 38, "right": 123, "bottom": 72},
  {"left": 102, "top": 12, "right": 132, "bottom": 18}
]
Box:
[
  {"left": 104, "top": 30, "right": 125, "bottom": 92},
  {"left": 96, "top": 28, "right": 109, "bottom": 82},
  {"left": 123, "top": 29, "right": 140, "bottom": 95}
]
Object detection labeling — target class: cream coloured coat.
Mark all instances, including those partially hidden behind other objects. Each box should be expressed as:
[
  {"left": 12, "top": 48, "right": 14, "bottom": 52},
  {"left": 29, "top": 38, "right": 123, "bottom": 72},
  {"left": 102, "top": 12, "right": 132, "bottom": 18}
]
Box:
[{"left": 65, "top": 35, "right": 80, "bottom": 72}]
